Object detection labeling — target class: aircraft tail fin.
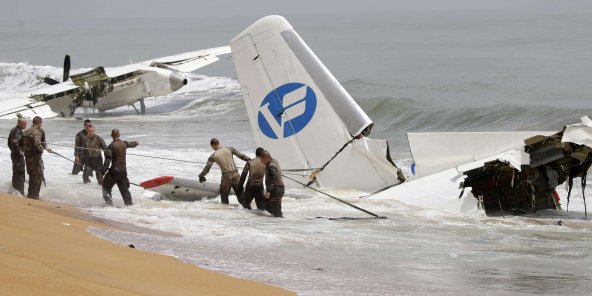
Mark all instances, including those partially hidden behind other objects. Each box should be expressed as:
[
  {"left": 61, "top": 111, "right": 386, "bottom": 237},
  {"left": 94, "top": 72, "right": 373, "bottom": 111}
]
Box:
[{"left": 230, "top": 15, "right": 403, "bottom": 191}]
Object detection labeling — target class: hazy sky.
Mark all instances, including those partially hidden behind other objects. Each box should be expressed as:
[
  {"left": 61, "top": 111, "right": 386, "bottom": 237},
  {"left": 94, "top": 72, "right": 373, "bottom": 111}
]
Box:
[
  {"left": 1, "top": 0, "right": 591, "bottom": 70},
  {"left": 1, "top": 0, "right": 591, "bottom": 22}
]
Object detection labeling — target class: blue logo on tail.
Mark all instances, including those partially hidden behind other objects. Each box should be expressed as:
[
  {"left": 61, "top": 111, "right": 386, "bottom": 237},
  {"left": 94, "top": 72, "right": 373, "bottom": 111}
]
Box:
[{"left": 258, "top": 83, "right": 317, "bottom": 139}]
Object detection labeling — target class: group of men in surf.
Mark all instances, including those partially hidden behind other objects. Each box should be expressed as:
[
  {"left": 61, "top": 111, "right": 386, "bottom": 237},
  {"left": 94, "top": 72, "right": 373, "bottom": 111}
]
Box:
[
  {"left": 7, "top": 117, "right": 285, "bottom": 217},
  {"left": 71, "top": 119, "right": 139, "bottom": 206},
  {"left": 199, "top": 138, "right": 285, "bottom": 217},
  {"left": 7, "top": 116, "right": 139, "bottom": 206}
]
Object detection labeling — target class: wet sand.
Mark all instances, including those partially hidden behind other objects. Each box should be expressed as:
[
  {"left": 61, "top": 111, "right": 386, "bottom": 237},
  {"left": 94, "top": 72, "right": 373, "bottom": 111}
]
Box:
[{"left": 0, "top": 193, "right": 295, "bottom": 296}]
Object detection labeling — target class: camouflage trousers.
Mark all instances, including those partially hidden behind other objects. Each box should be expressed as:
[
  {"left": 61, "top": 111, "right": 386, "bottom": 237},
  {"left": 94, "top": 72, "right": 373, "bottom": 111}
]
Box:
[
  {"left": 11, "top": 154, "right": 25, "bottom": 196},
  {"left": 242, "top": 182, "right": 266, "bottom": 210},
  {"left": 267, "top": 186, "right": 284, "bottom": 218},
  {"left": 25, "top": 157, "right": 44, "bottom": 199},
  {"left": 219, "top": 171, "right": 243, "bottom": 205}
]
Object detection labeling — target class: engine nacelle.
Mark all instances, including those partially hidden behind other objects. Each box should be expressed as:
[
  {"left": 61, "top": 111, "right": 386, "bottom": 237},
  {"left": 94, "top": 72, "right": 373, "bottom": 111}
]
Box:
[{"left": 141, "top": 68, "right": 188, "bottom": 97}]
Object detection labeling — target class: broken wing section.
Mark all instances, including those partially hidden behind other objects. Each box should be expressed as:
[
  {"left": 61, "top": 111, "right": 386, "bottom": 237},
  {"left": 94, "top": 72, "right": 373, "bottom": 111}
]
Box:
[
  {"left": 230, "top": 15, "right": 402, "bottom": 190},
  {"left": 562, "top": 116, "right": 592, "bottom": 147},
  {"left": 386, "top": 131, "right": 557, "bottom": 215},
  {"left": 139, "top": 46, "right": 231, "bottom": 73},
  {"left": 0, "top": 97, "right": 57, "bottom": 119},
  {"left": 0, "top": 75, "right": 78, "bottom": 118},
  {"left": 408, "top": 131, "right": 555, "bottom": 177}
]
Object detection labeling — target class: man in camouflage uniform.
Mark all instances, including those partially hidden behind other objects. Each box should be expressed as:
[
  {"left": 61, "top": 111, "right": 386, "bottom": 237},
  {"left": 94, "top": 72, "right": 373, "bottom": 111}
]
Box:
[
  {"left": 238, "top": 147, "right": 267, "bottom": 210},
  {"left": 82, "top": 125, "right": 107, "bottom": 184},
  {"left": 72, "top": 119, "right": 92, "bottom": 175},
  {"left": 102, "top": 129, "right": 139, "bottom": 206},
  {"left": 21, "top": 116, "right": 51, "bottom": 199},
  {"left": 7, "top": 116, "right": 27, "bottom": 195},
  {"left": 199, "top": 138, "right": 251, "bottom": 204},
  {"left": 261, "top": 151, "right": 285, "bottom": 217}
]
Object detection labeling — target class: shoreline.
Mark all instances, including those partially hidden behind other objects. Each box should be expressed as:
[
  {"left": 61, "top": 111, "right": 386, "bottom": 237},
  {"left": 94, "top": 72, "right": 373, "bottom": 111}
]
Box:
[{"left": 0, "top": 193, "right": 295, "bottom": 295}]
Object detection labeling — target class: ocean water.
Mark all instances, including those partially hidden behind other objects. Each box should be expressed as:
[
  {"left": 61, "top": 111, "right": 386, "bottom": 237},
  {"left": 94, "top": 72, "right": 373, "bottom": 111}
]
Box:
[{"left": 2, "top": 6, "right": 592, "bottom": 295}]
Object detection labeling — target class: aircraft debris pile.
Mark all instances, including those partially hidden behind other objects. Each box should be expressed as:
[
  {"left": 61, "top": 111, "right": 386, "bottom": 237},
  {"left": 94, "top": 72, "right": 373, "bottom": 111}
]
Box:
[{"left": 462, "top": 125, "right": 591, "bottom": 215}]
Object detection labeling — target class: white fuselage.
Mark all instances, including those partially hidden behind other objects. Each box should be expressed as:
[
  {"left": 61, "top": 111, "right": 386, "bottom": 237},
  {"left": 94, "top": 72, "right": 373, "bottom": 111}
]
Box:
[{"left": 83, "top": 66, "right": 187, "bottom": 112}]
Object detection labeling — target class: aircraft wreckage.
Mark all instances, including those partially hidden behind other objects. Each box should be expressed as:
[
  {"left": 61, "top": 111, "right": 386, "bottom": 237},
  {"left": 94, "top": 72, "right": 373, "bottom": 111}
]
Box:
[
  {"left": 141, "top": 15, "right": 590, "bottom": 218},
  {"left": 0, "top": 46, "right": 230, "bottom": 119},
  {"left": 461, "top": 119, "right": 591, "bottom": 216}
]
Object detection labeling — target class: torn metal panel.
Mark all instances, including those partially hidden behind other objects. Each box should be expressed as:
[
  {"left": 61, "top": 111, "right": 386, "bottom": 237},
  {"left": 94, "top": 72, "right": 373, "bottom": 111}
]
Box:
[
  {"left": 562, "top": 116, "right": 592, "bottom": 147},
  {"left": 461, "top": 118, "right": 592, "bottom": 215},
  {"left": 408, "top": 131, "right": 554, "bottom": 177}
]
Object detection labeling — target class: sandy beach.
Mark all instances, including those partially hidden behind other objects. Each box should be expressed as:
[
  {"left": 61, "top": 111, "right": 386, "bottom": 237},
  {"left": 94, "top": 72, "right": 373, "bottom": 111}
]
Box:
[{"left": 0, "top": 193, "right": 295, "bottom": 296}]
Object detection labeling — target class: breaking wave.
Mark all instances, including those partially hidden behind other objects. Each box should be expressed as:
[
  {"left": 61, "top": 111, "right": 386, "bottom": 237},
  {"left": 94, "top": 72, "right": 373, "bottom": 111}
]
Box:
[
  {"left": 0, "top": 62, "right": 60, "bottom": 93},
  {"left": 344, "top": 78, "right": 592, "bottom": 134},
  {"left": 358, "top": 96, "right": 592, "bottom": 134},
  {"left": 2, "top": 63, "right": 591, "bottom": 137}
]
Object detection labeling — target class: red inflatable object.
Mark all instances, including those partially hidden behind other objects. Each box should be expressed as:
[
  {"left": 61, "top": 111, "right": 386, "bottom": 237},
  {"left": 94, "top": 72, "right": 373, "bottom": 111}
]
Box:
[{"left": 140, "top": 176, "right": 174, "bottom": 189}]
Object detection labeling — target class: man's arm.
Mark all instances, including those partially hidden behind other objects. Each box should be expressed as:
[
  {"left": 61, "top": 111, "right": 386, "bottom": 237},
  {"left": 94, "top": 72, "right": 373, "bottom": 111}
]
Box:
[
  {"left": 33, "top": 130, "right": 44, "bottom": 154},
  {"left": 238, "top": 162, "right": 250, "bottom": 189},
  {"left": 40, "top": 129, "right": 47, "bottom": 149},
  {"left": 74, "top": 132, "right": 81, "bottom": 156},
  {"left": 125, "top": 141, "right": 139, "bottom": 148},
  {"left": 40, "top": 129, "right": 52, "bottom": 153},
  {"left": 230, "top": 147, "right": 251, "bottom": 162},
  {"left": 99, "top": 137, "right": 109, "bottom": 159},
  {"left": 102, "top": 143, "right": 113, "bottom": 175},
  {"left": 7, "top": 128, "right": 16, "bottom": 152},
  {"left": 266, "top": 166, "right": 279, "bottom": 194},
  {"left": 199, "top": 155, "right": 215, "bottom": 181},
  {"left": 99, "top": 136, "right": 108, "bottom": 151}
]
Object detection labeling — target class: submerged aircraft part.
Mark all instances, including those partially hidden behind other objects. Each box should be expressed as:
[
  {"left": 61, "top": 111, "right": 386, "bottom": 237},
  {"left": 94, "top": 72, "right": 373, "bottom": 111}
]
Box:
[
  {"left": 461, "top": 118, "right": 592, "bottom": 216},
  {"left": 140, "top": 176, "right": 219, "bottom": 201},
  {"left": 228, "top": 15, "right": 591, "bottom": 217}
]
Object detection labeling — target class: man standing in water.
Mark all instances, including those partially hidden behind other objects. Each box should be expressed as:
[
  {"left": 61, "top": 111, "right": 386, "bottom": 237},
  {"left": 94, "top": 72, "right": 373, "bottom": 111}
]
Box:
[
  {"left": 198, "top": 138, "right": 251, "bottom": 204},
  {"left": 261, "top": 150, "right": 284, "bottom": 217},
  {"left": 238, "top": 147, "right": 267, "bottom": 210},
  {"left": 21, "top": 116, "right": 52, "bottom": 199},
  {"left": 83, "top": 125, "right": 107, "bottom": 184},
  {"left": 102, "top": 129, "right": 139, "bottom": 206},
  {"left": 7, "top": 116, "right": 27, "bottom": 196},
  {"left": 72, "top": 119, "right": 92, "bottom": 175}
]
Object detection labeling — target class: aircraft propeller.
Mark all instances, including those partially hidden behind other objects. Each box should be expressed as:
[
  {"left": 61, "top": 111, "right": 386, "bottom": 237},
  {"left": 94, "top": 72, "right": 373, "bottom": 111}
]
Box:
[
  {"left": 39, "top": 54, "right": 71, "bottom": 85},
  {"left": 63, "top": 54, "right": 70, "bottom": 82}
]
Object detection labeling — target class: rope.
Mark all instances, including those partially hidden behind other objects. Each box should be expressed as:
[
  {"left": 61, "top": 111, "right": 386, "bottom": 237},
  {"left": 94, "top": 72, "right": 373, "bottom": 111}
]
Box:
[
  {"left": 49, "top": 149, "right": 143, "bottom": 188},
  {"left": 582, "top": 174, "right": 588, "bottom": 219},
  {"left": 128, "top": 153, "right": 206, "bottom": 165},
  {"left": 283, "top": 167, "right": 321, "bottom": 172},
  {"left": 40, "top": 140, "right": 315, "bottom": 171},
  {"left": 42, "top": 141, "right": 209, "bottom": 165},
  {"left": 357, "top": 182, "right": 401, "bottom": 199},
  {"left": 37, "top": 140, "right": 312, "bottom": 187},
  {"left": 282, "top": 174, "right": 385, "bottom": 219},
  {"left": 50, "top": 150, "right": 83, "bottom": 166}
]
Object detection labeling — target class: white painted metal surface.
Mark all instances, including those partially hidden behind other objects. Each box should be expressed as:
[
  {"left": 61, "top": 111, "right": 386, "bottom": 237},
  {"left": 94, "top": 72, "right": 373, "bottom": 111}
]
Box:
[
  {"left": 230, "top": 15, "right": 401, "bottom": 191},
  {"left": 407, "top": 131, "right": 555, "bottom": 177},
  {"left": 0, "top": 46, "right": 230, "bottom": 118}
]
